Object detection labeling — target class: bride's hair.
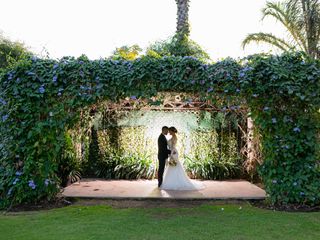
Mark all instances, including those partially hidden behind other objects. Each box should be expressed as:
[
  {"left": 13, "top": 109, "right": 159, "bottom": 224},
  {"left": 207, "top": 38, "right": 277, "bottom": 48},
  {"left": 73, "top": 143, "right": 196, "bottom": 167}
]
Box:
[{"left": 169, "top": 126, "right": 178, "bottom": 133}]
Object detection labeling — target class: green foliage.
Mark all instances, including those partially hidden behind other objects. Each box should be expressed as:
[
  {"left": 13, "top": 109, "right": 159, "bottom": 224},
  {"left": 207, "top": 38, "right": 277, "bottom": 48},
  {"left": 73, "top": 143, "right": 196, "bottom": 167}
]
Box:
[
  {"left": 241, "top": 52, "right": 320, "bottom": 206},
  {"left": 146, "top": 34, "right": 211, "bottom": 62},
  {"left": 0, "top": 34, "right": 31, "bottom": 71},
  {"left": 242, "top": 0, "right": 320, "bottom": 59},
  {"left": 185, "top": 156, "right": 241, "bottom": 180},
  {"left": 95, "top": 152, "right": 155, "bottom": 179},
  {"left": 57, "top": 132, "right": 81, "bottom": 186},
  {"left": 0, "top": 52, "right": 319, "bottom": 208},
  {"left": 110, "top": 44, "right": 142, "bottom": 61},
  {"left": 186, "top": 124, "right": 243, "bottom": 180}
]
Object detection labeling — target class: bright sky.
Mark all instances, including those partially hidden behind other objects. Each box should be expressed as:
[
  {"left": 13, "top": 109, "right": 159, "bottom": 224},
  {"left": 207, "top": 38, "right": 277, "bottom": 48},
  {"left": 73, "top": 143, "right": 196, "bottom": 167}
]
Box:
[{"left": 0, "top": 0, "right": 285, "bottom": 60}]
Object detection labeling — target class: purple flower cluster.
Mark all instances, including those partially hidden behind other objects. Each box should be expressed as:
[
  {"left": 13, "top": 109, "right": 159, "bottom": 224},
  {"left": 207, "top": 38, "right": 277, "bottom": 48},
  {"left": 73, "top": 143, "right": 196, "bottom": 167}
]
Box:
[
  {"left": 2, "top": 114, "right": 8, "bottom": 122},
  {"left": 53, "top": 75, "right": 58, "bottom": 83},
  {"left": 7, "top": 188, "right": 13, "bottom": 196},
  {"left": 39, "top": 85, "right": 45, "bottom": 94},
  {"left": 13, "top": 178, "right": 19, "bottom": 185},
  {"left": 44, "top": 179, "right": 50, "bottom": 186},
  {"left": 28, "top": 180, "right": 36, "bottom": 189},
  {"left": 57, "top": 88, "right": 64, "bottom": 96},
  {"left": 293, "top": 127, "right": 301, "bottom": 133},
  {"left": 207, "top": 87, "right": 214, "bottom": 93},
  {"left": 272, "top": 118, "right": 277, "bottom": 124},
  {"left": 7, "top": 72, "right": 14, "bottom": 80},
  {"left": 0, "top": 98, "right": 7, "bottom": 105}
]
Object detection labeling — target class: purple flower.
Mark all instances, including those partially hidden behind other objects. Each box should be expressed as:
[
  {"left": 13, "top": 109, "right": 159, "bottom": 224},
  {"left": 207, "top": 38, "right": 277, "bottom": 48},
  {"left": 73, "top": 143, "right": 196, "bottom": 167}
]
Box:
[
  {"left": 7, "top": 188, "right": 13, "bottom": 196},
  {"left": 252, "top": 94, "right": 258, "bottom": 98},
  {"left": 28, "top": 180, "right": 36, "bottom": 190},
  {"left": 238, "top": 72, "right": 245, "bottom": 78},
  {"left": 13, "top": 178, "right": 19, "bottom": 185},
  {"left": 53, "top": 76, "right": 58, "bottom": 83},
  {"left": 15, "top": 171, "right": 23, "bottom": 176},
  {"left": 272, "top": 118, "right": 277, "bottom": 124},
  {"left": 27, "top": 71, "right": 35, "bottom": 76},
  {"left": 263, "top": 107, "right": 270, "bottom": 111},
  {"left": 44, "top": 179, "right": 50, "bottom": 186},
  {"left": 236, "top": 88, "right": 240, "bottom": 93},
  {"left": 224, "top": 89, "right": 229, "bottom": 93},
  {"left": 8, "top": 73, "right": 13, "bottom": 80},
  {"left": 200, "top": 80, "right": 205, "bottom": 85},
  {"left": 0, "top": 98, "right": 7, "bottom": 105},
  {"left": 39, "top": 85, "right": 45, "bottom": 94},
  {"left": 207, "top": 87, "right": 214, "bottom": 93},
  {"left": 272, "top": 180, "right": 277, "bottom": 184},
  {"left": 79, "top": 71, "right": 84, "bottom": 77},
  {"left": 293, "top": 127, "right": 301, "bottom": 133},
  {"left": 300, "top": 192, "right": 305, "bottom": 196},
  {"left": 2, "top": 115, "right": 8, "bottom": 122},
  {"left": 53, "top": 64, "right": 59, "bottom": 69},
  {"left": 191, "top": 80, "right": 195, "bottom": 84},
  {"left": 130, "top": 96, "right": 137, "bottom": 100}
]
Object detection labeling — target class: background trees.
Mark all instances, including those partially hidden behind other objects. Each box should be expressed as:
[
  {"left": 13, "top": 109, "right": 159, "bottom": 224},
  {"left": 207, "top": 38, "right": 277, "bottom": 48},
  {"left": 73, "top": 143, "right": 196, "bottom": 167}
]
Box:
[{"left": 242, "top": 0, "right": 320, "bottom": 59}]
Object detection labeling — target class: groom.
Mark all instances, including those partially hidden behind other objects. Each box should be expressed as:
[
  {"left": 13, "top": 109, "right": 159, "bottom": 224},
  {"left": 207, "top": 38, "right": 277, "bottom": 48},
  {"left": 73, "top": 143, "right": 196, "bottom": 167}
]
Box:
[{"left": 157, "top": 126, "right": 171, "bottom": 187}]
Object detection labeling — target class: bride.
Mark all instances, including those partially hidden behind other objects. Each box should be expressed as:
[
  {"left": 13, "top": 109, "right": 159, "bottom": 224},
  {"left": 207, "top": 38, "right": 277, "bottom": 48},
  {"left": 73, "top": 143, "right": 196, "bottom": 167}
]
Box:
[{"left": 161, "top": 126, "right": 204, "bottom": 191}]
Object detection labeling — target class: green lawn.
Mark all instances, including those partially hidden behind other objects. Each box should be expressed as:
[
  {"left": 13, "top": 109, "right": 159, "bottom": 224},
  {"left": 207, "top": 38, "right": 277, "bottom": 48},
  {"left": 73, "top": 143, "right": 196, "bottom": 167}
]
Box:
[{"left": 0, "top": 204, "right": 319, "bottom": 240}]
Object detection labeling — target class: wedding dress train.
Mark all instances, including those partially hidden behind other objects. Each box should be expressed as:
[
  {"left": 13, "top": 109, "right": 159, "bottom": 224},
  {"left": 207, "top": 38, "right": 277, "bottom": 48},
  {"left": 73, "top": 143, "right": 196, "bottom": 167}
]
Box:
[{"left": 160, "top": 139, "right": 204, "bottom": 191}]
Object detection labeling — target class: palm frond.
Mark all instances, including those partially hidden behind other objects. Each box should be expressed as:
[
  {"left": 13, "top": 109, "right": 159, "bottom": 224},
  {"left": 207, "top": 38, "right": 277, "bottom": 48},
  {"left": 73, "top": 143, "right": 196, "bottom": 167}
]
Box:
[
  {"left": 242, "top": 32, "right": 294, "bottom": 51},
  {"left": 262, "top": 1, "right": 307, "bottom": 51}
]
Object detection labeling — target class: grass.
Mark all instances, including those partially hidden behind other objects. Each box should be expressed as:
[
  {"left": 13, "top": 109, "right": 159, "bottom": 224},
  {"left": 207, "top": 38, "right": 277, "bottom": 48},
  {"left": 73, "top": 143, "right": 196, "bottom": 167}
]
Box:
[{"left": 0, "top": 203, "right": 319, "bottom": 240}]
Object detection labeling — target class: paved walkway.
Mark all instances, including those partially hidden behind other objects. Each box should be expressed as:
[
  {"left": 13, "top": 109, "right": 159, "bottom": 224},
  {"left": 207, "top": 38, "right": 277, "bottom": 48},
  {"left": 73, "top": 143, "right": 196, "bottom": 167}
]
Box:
[{"left": 63, "top": 179, "right": 266, "bottom": 200}]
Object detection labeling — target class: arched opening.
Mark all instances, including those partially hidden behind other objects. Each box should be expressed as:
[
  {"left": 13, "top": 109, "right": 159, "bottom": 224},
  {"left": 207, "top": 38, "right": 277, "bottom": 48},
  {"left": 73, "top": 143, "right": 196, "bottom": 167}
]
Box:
[{"left": 61, "top": 92, "right": 253, "bottom": 186}]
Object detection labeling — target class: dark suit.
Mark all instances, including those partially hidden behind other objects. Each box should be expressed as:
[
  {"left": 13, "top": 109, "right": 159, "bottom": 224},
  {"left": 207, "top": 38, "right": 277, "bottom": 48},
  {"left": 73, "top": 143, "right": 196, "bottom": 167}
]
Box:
[{"left": 157, "top": 133, "right": 171, "bottom": 187}]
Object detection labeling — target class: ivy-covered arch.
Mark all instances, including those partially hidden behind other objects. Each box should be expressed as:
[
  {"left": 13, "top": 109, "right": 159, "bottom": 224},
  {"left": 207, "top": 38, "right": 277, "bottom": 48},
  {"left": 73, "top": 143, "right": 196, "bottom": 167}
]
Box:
[{"left": 0, "top": 52, "right": 319, "bottom": 208}]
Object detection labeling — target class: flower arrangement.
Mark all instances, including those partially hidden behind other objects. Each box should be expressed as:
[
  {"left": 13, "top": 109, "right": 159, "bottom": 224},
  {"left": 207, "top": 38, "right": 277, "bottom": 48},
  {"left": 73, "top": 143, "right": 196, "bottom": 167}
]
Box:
[{"left": 168, "top": 157, "right": 177, "bottom": 166}]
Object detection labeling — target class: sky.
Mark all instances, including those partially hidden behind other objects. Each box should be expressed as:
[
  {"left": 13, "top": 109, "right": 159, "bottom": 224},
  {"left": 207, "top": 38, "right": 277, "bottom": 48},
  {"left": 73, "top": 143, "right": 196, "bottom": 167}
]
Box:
[{"left": 0, "top": 0, "right": 286, "bottom": 61}]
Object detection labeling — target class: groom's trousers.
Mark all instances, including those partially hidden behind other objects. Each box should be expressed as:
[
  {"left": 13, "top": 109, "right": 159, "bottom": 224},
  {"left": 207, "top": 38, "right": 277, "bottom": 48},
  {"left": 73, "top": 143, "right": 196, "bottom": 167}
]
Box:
[{"left": 158, "top": 158, "right": 166, "bottom": 187}]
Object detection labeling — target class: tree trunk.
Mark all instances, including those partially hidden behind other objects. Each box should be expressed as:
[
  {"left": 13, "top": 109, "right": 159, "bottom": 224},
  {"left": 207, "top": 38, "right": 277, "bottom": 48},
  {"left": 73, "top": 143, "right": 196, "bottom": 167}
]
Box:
[{"left": 176, "top": 0, "right": 190, "bottom": 36}]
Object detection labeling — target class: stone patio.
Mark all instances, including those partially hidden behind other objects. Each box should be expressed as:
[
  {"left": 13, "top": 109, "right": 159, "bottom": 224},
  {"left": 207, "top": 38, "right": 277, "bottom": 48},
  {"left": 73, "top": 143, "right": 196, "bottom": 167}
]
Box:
[{"left": 63, "top": 179, "right": 266, "bottom": 200}]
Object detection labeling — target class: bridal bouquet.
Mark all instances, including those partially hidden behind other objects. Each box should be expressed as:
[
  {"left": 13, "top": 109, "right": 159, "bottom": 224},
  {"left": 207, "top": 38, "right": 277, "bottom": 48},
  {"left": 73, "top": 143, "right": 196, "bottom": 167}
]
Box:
[{"left": 168, "top": 157, "right": 177, "bottom": 166}]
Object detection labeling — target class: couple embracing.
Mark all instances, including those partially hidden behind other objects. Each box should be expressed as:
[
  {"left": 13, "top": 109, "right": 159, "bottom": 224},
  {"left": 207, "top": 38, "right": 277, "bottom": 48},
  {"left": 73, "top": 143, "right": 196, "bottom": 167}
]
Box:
[{"left": 157, "top": 126, "right": 204, "bottom": 191}]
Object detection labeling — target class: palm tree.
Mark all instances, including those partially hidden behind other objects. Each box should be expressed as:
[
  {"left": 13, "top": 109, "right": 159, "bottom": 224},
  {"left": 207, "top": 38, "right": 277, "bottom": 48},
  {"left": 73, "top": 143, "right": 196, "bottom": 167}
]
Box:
[
  {"left": 175, "top": 0, "right": 190, "bottom": 37},
  {"left": 242, "top": 0, "right": 320, "bottom": 59}
]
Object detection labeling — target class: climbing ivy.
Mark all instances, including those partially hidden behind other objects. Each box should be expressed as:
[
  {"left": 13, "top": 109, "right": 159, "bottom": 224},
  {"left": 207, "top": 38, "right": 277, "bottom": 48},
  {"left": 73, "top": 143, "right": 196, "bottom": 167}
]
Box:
[{"left": 0, "top": 52, "right": 319, "bottom": 208}]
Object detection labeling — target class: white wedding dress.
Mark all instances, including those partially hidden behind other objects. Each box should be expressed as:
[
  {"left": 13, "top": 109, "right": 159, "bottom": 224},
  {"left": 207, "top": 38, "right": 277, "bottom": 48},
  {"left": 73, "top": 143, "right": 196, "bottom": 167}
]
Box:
[{"left": 161, "top": 137, "right": 204, "bottom": 191}]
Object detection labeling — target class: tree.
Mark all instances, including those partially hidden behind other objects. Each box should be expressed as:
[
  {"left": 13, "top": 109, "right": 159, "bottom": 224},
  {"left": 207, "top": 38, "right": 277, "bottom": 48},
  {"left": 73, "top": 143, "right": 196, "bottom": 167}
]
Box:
[
  {"left": 109, "top": 44, "right": 142, "bottom": 61},
  {"left": 242, "top": 0, "right": 320, "bottom": 59},
  {"left": 145, "top": 0, "right": 210, "bottom": 62},
  {"left": 146, "top": 35, "right": 210, "bottom": 62},
  {"left": 0, "top": 33, "right": 31, "bottom": 70},
  {"left": 176, "top": 0, "right": 191, "bottom": 37}
]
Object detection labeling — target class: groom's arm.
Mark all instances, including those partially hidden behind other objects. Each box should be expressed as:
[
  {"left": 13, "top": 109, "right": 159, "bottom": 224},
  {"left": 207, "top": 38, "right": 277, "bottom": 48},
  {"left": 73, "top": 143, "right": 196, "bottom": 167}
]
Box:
[{"left": 160, "top": 136, "right": 171, "bottom": 155}]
